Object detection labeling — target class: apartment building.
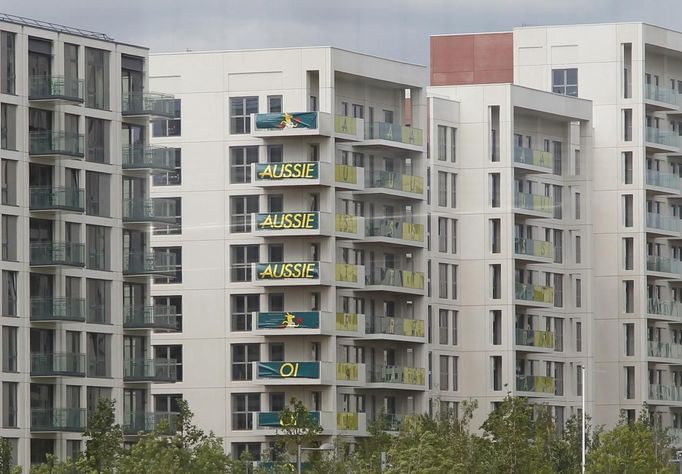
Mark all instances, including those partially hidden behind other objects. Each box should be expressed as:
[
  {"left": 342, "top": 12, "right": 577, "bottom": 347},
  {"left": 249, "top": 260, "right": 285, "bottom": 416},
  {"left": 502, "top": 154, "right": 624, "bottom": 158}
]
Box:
[
  {"left": 0, "top": 13, "right": 178, "bottom": 469},
  {"left": 148, "top": 47, "right": 428, "bottom": 460}
]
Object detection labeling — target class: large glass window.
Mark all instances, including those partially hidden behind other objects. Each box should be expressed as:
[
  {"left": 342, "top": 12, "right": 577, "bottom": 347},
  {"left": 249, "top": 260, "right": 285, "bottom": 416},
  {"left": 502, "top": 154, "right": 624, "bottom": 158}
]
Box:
[
  {"left": 153, "top": 149, "right": 181, "bottom": 186},
  {"left": 231, "top": 245, "right": 259, "bottom": 282},
  {"left": 231, "top": 343, "right": 259, "bottom": 381},
  {"left": 154, "top": 345, "right": 183, "bottom": 381},
  {"left": 85, "top": 47, "right": 109, "bottom": 109},
  {"left": 232, "top": 393, "right": 260, "bottom": 430},
  {"left": 552, "top": 68, "right": 578, "bottom": 97},
  {"left": 152, "top": 99, "right": 182, "bottom": 137},
  {"left": 231, "top": 294, "right": 259, "bottom": 331},
  {"left": 230, "top": 146, "right": 259, "bottom": 184},
  {"left": 230, "top": 195, "right": 259, "bottom": 233},
  {"left": 1, "top": 31, "right": 16, "bottom": 94},
  {"left": 230, "top": 97, "right": 258, "bottom": 134}
]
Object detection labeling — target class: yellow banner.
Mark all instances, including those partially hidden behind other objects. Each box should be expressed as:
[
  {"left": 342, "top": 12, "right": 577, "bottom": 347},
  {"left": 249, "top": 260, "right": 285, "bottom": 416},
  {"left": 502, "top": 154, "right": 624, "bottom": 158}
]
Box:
[
  {"left": 401, "top": 126, "right": 424, "bottom": 146},
  {"left": 337, "top": 412, "right": 359, "bottom": 430},
  {"left": 403, "top": 271, "right": 425, "bottom": 290},
  {"left": 402, "top": 223, "right": 424, "bottom": 242},
  {"left": 337, "top": 363, "right": 359, "bottom": 381},
  {"left": 401, "top": 175, "right": 424, "bottom": 194},
  {"left": 335, "top": 115, "right": 357, "bottom": 135},
  {"left": 403, "top": 319, "right": 425, "bottom": 337},
  {"left": 336, "top": 312, "right": 358, "bottom": 331},
  {"left": 534, "top": 330, "right": 555, "bottom": 349},
  {"left": 403, "top": 367, "right": 425, "bottom": 385},
  {"left": 335, "top": 164, "right": 358, "bottom": 184},
  {"left": 536, "top": 376, "right": 556, "bottom": 394},
  {"left": 532, "top": 150, "right": 553, "bottom": 168},
  {"left": 336, "top": 263, "right": 358, "bottom": 283},
  {"left": 335, "top": 214, "right": 358, "bottom": 234}
]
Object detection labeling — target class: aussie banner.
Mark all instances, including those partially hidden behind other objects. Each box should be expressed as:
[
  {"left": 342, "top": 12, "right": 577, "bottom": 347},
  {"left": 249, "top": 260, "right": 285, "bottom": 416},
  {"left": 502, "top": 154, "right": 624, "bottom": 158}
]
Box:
[
  {"left": 256, "top": 262, "right": 319, "bottom": 280},
  {"left": 257, "top": 311, "right": 320, "bottom": 329},
  {"left": 257, "top": 361, "right": 320, "bottom": 379},
  {"left": 258, "top": 411, "right": 321, "bottom": 428},
  {"left": 255, "top": 112, "right": 318, "bottom": 130},
  {"left": 255, "top": 162, "right": 319, "bottom": 180},
  {"left": 256, "top": 212, "right": 319, "bottom": 231}
]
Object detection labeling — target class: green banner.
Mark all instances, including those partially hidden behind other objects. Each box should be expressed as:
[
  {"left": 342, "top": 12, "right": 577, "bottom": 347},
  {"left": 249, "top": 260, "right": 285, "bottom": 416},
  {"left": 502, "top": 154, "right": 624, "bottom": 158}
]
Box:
[
  {"left": 256, "top": 112, "right": 318, "bottom": 129},
  {"left": 257, "top": 312, "right": 320, "bottom": 329},
  {"left": 258, "top": 411, "right": 321, "bottom": 428},
  {"left": 255, "top": 162, "right": 319, "bottom": 180},
  {"left": 256, "top": 212, "right": 319, "bottom": 231},
  {"left": 256, "top": 262, "right": 319, "bottom": 280},
  {"left": 258, "top": 362, "right": 320, "bottom": 379}
]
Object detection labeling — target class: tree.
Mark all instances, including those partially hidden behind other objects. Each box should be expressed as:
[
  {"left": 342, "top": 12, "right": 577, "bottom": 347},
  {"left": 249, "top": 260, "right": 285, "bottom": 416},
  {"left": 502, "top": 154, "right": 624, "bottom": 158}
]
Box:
[
  {"left": 0, "top": 438, "right": 21, "bottom": 474},
  {"left": 81, "top": 398, "right": 124, "bottom": 473}
]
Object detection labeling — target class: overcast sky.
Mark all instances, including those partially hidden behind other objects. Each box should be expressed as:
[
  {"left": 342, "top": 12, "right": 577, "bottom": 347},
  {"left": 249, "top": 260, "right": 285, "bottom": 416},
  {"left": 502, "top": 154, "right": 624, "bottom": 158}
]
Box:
[{"left": 3, "top": 0, "right": 682, "bottom": 64}]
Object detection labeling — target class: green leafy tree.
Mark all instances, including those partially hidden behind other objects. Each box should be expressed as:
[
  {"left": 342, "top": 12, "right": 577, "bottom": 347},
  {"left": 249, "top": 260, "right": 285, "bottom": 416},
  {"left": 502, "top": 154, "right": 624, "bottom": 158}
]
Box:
[
  {"left": 82, "top": 398, "right": 124, "bottom": 473},
  {"left": 0, "top": 438, "right": 21, "bottom": 474}
]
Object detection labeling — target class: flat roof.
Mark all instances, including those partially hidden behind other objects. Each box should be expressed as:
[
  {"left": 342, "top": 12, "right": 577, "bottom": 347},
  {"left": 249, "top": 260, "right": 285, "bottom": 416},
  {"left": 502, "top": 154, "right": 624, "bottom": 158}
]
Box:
[{"left": 430, "top": 21, "right": 682, "bottom": 38}]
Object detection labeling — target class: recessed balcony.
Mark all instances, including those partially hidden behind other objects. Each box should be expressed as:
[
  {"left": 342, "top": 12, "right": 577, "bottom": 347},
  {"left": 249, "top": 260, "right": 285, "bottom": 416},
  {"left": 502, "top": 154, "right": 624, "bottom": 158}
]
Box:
[
  {"left": 649, "top": 384, "right": 682, "bottom": 403},
  {"left": 648, "top": 298, "right": 682, "bottom": 322},
  {"left": 31, "top": 408, "right": 87, "bottom": 432},
  {"left": 645, "top": 84, "right": 679, "bottom": 110},
  {"left": 515, "top": 328, "right": 555, "bottom": 352},
  {"left": 365, "top": 218, "right": 424, "bottom": 247},
  {"left": 123, "top": 412, "right": 179, "bottom": 435},
  {"left": 513, "top": 146, "right": 553, "bottom": 173},
  {"left": 514, "top": 192, "right": 553, "bottom": 218},
  {"left": 31, "top": 352, "right": 86, "bottom": 377},
  {"left": 123, "top": 358, "right": 177, "bottom": 383},
  {"left": 364, "top": 315, "right": 425, "bottom": 341},
  {"left": 122, "top": 145, "right": 178, "bottom": 172},
  {"left": 251, "top": 161, "right": 332, "bottom": 187},
  {"left": 646, "top": 212, "right": 680, "bottom": 236},
  {"left": 364, "top": 170, "right": 424, "bottom": 199},
  {"left": 29, "top": 131, "right": 84, "bottom": 158},
  {"left": 366, "top": 365, "right": 426, "bottom": 389},
  {"left": 645, "top": 127, "right": 679, "bottom": 152},
  {"left": 251, "top": 211, "right": 332, "bottom": 237},
  {"left": 334, "top": 164, "right": 365, "bottom": 191},
  {"left": 514, "top": 238, "right": 553, "bottom": 262},
  {"left": 647, "top": 255, "right": 682, "bottom": 277},
  {"left": 29, "top": 187, "right": 84, "bottom": 213},
  {"left": 28, "top": 75, "right": 84, "bottom": 103},
  {"left": 250, "top": 261, "right": 333, "bottom": 286},
  {"left": 252, "top": 361, "right": 366, "bottom": 386},
  {"left": 334, "top": 115, "right": 365, "bottom": 141},
  {"left": 122, "top": 91, "right": 175, "bottom": 118},
  {"left": 123, "top": 251, "right": 177, "bottom": 277},
  {"left": 29, "top": 242, "right": 85, "bottom": 267},
  {"left": 646, "top": 169, "right": 680, "bottom": 194},
  {"left": 252, "top": 310, "right": 353, "bottom": 336},
  {"left": 335, "top": 263, "right": 366, "bottom": 289},
  {"left": 122, "top": 198, "right": 177, "bottom": 225},
  {"left": 362, "top": 122, "right": 424, "bottom": 151},
  {"left": 363, "top": 267, "right": 425, "bottom": 294},
  {"left": 251, "top": 112, "right": 331, "bottom": 138},
  {"left": 648, "top": 341, "right": 682, "bottom": 361},
  {"left": 515, "top": 282, "right": 554, "bottom": 307},
  {"left": 335, "top": 214, "right": 365, "bottom": 240},
  {"left": 516, "top": 374, "right": 556, "bottom": 396},
  {"left": 30, "top": 297, "right": 86, "bottom": 322},
  {"left": 123, "top": 305, "right": 180, "bottom": 332}
]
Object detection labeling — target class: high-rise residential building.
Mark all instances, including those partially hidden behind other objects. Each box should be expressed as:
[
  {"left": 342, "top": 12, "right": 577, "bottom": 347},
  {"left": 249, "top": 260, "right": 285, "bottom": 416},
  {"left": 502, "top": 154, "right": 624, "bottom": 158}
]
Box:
[
  {"left": 148, "top": 47, "right": 428, "bottom": 460},
  {"left": 0, "top": 13, "right": 177, "bottom": 470}
]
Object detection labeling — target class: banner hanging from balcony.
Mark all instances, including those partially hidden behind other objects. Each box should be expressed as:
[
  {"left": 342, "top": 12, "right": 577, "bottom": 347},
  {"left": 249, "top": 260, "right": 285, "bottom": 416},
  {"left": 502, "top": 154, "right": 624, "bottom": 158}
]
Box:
[
  {"left": 256, "top": 262, "right": 319, "bottom": 280},
  {"left": 257, "top": 311, "right": 320, "bottom": 329},
  {"left": 258, "top": 411, "right": 321, "bottom": 427},
  {"left": 256, "top": 212, "right": 319, "bottom": 230},
  {"left": 255, "top": 162, "right": 319, "bottom": 180},
  {"left": 258, "top": 361, "right": 320, "bottom": 379},
  {"left": 256, "top": 112, "right": 318, "bottom": 130}
]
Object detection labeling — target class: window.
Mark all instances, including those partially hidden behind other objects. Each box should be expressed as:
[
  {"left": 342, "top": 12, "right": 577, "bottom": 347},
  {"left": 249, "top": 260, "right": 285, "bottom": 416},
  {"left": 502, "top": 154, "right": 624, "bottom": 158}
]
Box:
[
  {"left": 575, "top": 278, "right": 582, "bottom": 308},
  {"left": 231, "top": 294, "right": 258, "bottom": 332},
  {"left": 2, "top": 382, "right": 17, "bottom": 427},
  {"left": 574, "top": 149, "right": 581, "bottom": 176},
  {"left": 625, "top": 366, "right": 635, "bottom": 399},
  {"left": 450, "top": 128, "right": 457, "bottom": 163},
  {"left": 85, "top": 47, "right": 109, "bottom": 109},
  {"left": 1, "top": 103, "right": 17, "bottom": 150},
  {"left": 2, "top": 214, "right": 17, "bottom": 261},
  {"left": 438, "top": 217, "right": 447, "bottom": 253},
  {"left": 231, "top": 343, "right": 259, "bottom": 381},
  {"left": 267, "top": 95, "right": 282, "bottom": 113},
  {"left": 231, "top": 245, "right": 259, "bottom": 282},
  {"left": 552, "top": 68, "right": 578, "bottom": 96},
  {"left": 575, "top": 235, "right": 581, "bottom": 264},
  {"left": 230, "top": 146, "right": 259, "bottom": 184},
  {"left": 554, "top": 273, "right": 563, "bottom": 308},
  {"left": 352, "top": 104, "right": 364, "bottom": 118},
  {"left": 86, "top": 117, "right": 108, "bottom": 163},
  {"left": 87, "top": 332, "right": 110, "bottom": 377},
  {"left": 574, "top": 192, "right": 581, "bottom": 220},
  {"left": 230, "top": 96, "right": 258, "bottom": 134},
  {"left": 153, "top": 148, "right": 182, "bottom": 186},
  {"left": 438, "top": 171, "right": 447, "bottom": 207},
  {"left": 439, "top": 263, "right": 448, "bottom": 299},
  {"left": 624, "top": 280, "right": 634, "bottom": 313},
  {"left": 86, "top": 171, "right": 111, "bottom": 217},
  {"left": 1, "top": 31, "right": 16, "bottom": 95},
  {"left": 490, "top": 173, "right": 500, "bottom": 208},
  {"left": 230, "top": 195, "right": 259, "bottom": 233},
  {"left": 437, "top": 125, "right": 447, "bottom": 161},
  {"left": 153, "top": 295, "right": 183, "bottom": 332},
  {"left": 451, "top": 220, "right": 457, "bottom": 254},
  {"left": 491, "top": 219, "right": 501, "bottom": 253},
  {"left": 623, "top": 237, "right": 633, "bottom": 270},
  {"left": 576, "top": 321, "right": 582, "bottom": 352},
  {"left": 267, "top": 145, "right": 283, "bottom": 163},
  {"left": 452, "top": 265, "right": 458, "bottom": 300},
  {"left": 155, "top": 345, "right": 183, "bottom": 381},
  {"left": 2, "top": 326, "right": 17, "bottom": 371},
  {"left": 232, "top": 393, "right": 260, "bottom": 430},
  {"left": 623, "top": 195, "right": 633, "bottom": 227},
  {"left": 153, "top": 197, "right": 182, "bottom": 235},
  {"left": 154, "top": 394, "right": 182, "bottom": 414},
  {"left": 1, "top": 159, "right": 17, "bottom": 204},
  {"left": 491, "top": 264, "right": 501, "bottom": 299},
  {"left": 491, "top": 310, "right": 501, "bottom": 345},
  {"left": 152, "top": 99, "right": 181, "bottom": 137},
  {"left": 87, "top": 278, "right": 109, "bottom": 324},
  {"left": 623, "top": 152, "right": 633, "bottom": 184},
  {"left": 452, "top": 356, "right": 458, "bottom": 391},
  {"left": 625, "top": 323, "right": 634, "bottom": 356},
  {"left": 439, "top": 355, "right": 449, "bottom": 391},
  {"left": 86, "top": 225, "right": 110, "bottom": 271},
  {"left": 438, "top": 309, "right": 449, "bottom": 344},
  {"left": 623, "top": 109, "right": 632, "bottom": 141},
  {"left": 451, "top": 174, "right": 457, "bottom": 208},
  {"left": 269, "top": 343, "right": 285, "bottom": 361},
  {"left": 492, "top": 356, "right": 502, "bottom": 391}
]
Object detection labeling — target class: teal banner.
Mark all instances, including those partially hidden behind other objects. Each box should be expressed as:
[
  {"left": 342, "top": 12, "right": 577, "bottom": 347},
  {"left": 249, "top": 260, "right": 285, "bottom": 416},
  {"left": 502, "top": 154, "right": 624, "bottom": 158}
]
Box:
[
  {"left": 256, "top": 112, "right": 318, "bottom": 130},
  {"left": 256, "top": 262, "right": 319, "bottom": 280},
  {"left": 258, "top": 411, "right": 321, "bottom": 427},
  {"left": 257, "top": 312, "right": 320, "bottom": 329},
  {"left": 257, "top": 362, "right": 320, "bottom": 379},
  {"left": 256, "top": 212, "right": 319, "bottom": 231},
  {"left": 255, "top": 162, "right": 319, "bottom": 180}
]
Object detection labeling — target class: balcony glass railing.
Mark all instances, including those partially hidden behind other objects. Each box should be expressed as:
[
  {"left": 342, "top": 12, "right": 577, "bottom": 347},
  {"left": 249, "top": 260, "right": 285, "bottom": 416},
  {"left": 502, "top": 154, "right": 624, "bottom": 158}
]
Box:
[
  {"left": 335, "top": 115, "right": 358, "bottom": 135},
  {"left": 29, "top": 131, "right": 84, "bottom": 156},
  {"left": 514, "top": 192, "right": 553, "bottom": 214},
  {"left": 123, "top": 251, "right": 177, "bottom": 275},
  {"left": 30, "top": 297, "right": 86, "bottom": 322},
  {"left": 367, "top": 171, "right": 424, "bottom": 195},
  {"left": 515, "top": 328, "right": 555, "bottom": 349},
  {"left": 649, "top": 384, "right": 682, "bottom": 402},
  {"left": 648, "top": 298, "right": 682, "bottom": 318},
  {"left": 366, "top": 316, "right": 425, "bottom": 338},
  {"left": 513, "top": 147, "right": 553, "bottom": 169},
  {"left": 122, "top": 198, "right": 176, "bottom": 223},
  {"left": 337, "top": 412, "right": 360, "bottom": 431},
  {"left": 29, "top": 75, "right": 84, "bottom": 101},
  {"left": 30, "top": 242, "right": 85, "bottom": 267},
  {"left": 123, "top": 358, "right": 177, "bottom": 382},
  {"left": 515, "top": 282, "right": 554, "bottom": 304},
  {"left": 367, "top": 366, "right": 426, "bottom": 385},
  {"left": 514, "top": 238, "right": 554, "bottom": 259},
  {"left": 647, "top": 255, "right": 682, "bottom": 274},
  {"left": 648, "top": 341, "right": 682, "bottom": 359},
  {"left": 122, "top": 91, "right": 175, "bottom": 117},
  {"left": 257, "top": 411, "right": 321, "bottom": 429},
  {"left": 366, "top": 218, "right": 424, "bottom": 242},
  {"left": 122, "top": 145, "right": 177, "bottom": 171},
  {"left": 646, "top": 169, "right": 680, "bottom": 189},
  {"left": 365, "top": 267, "right": 425, "bottom": 290},
  {"left": 335, "top": 164, "right": 360, "bottom": 185},
  {"left": 29, "top": 187, "right": 84, "bottom": 212},
  {"left": 123, "top": 412, "right": 179, "bottom": 435},
  {"left": 31, "top": 408, "right": 87, "bottom": 432},
  {"left": 31, "top": 352, "right": 86, "bottom": 376},
  {"left": 645, "top": 84, "right": 678, "bottom": 106},
  {"left": 378, "top": 413, "right": 418, "bottom": 432},
  {"left": 335, "top": 214, "right": 359, "bottom": 234},
  {"left": 123, "top": 305, "right": 179, "bottom": 331},
  {"left": 646, "top": 212, "right": 680, "bottom": 233},
  {"left": 516, "top": 375, "right": 556, "bottom": 394},
  {"left": 646, "top": 127, "right": 678, "bottom": 148},
  {"left": 365, "top": 122, "right": 424, "bottom": 146}
]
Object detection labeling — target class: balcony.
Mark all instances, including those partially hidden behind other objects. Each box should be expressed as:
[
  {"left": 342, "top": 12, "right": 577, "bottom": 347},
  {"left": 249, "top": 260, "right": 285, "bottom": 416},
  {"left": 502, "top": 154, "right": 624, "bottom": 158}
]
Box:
[
  {"left": 30, "top": 242, "right": 85, "bottom": 267},
  {"left": 645, "top": 127, "right": 678, "bottom": 151},
  {"left": 251, "top": 112, "right": 331, "bottom": 137},
  {"left": 366, "top": 365, "right": 426, "bottom": 389},
  {"left": 122, "top": 91, "right": 175, "bottom": 118},
  {"left": 648, "top": 298, "right": 682, "bottom": 321},
  {"left": 363, "top": 122, "right": 424, "bottom": 151},
  {"left": 646, "top": 212, "right": 680, "bottom": 236},
  {"left": 514, "top": 192, "right": 553, "bottom": 217},
  {"left": 252, "top": 211, "right": 331, "bottom": 237},
  {"left": 123, "top": 251, "right": 177, "bottom": 277},
  {"left": 251, "top": 161, "right": 331, "bottom": 187},
  {"left": 513, "top": 147, "right": 553, "bottom": 172},
  {"left": 28, "top": 75, "right": 84, "bottom": 102},
  {"left": 256, "top": 410, "right": 321, "bottom": 430},
  {"left": 123, "top": 305, "right": 179, "bottom": 331},
  {"left": 364, "top": 267, "right": 425, "bottom": 294},
  {"left": 365, "top": 171, "right": 424, "bottom": 199},
  {"left": 31, "top": 352, "right": 86, "bottom": 377},
  {"left": 647, "top": 255, "right": 682, "bottom": 276},
  {"left": 516, "top": 375, "right": 556, "bottom": 395},
  {"left": 334, "top": 115, "right": 365, "bottom": 141},
  {"left": 649, "top": 384, "right": 682, "bottom": 403},
  {"left": 365, "top": 315, "right": 425, "bottom": 341},
  {"left": 648, "top": 341, "right": 682, "bottom": 360},
  {"left": 365, "top": 218, "right": 424, "bottom": 247},
  {"left": 29, "top": 187, "right": 84, "bottom": 213},
  {"left": 123, "top": 412, "right": 179, "bottom": 435},
  {"left": 31, "top": 408, "right": 87, "bottom": 432},
  {"left": 122, "top": 145, "right": 178, "bottom": 172},
  {"left": 253, "top": 310, "right": 347, "bottom": 336},
  {"left": 29, "top": 131, "right": 84, "bottom": 157},
  {"left": 515, "top": 282, "right": 554, "bottom": 306},
  {"left": 334, "top": 164, "right": 365, "bottom": 191},
  {"left": 514, "top": 238, "right": 553, "bottom": 261},
  {"left": 645, "top": 84, "right": 679, "bottom": 109},
  {"left": 335, "top": 214, "right": 365, "bottom": 239},
  {"left": 251, "top": 261, "right": 333, "bottom": 286},
  {"left": 30, "top": 297, "right": 86, "bottom": 322},
  {"left": 335, "top": 263, "right": 366, "bottom": 289},
  {"left": 123, "top": 198, "right": 177, "bottom": 224},
  {"left": 646, "top": 169, "right": 680, "bottom": 193},
  {"left": 253, "top": 361, "right": 366, "bottom": 386},
  {"left": 379, "top": 413, "right": 418, "bottom": 432},
  {"left": 123, "top": 358, "right": 177, "bottom": 382},
  {"left": 515, "top": 328, "right": 555, "bottom": 350}
]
